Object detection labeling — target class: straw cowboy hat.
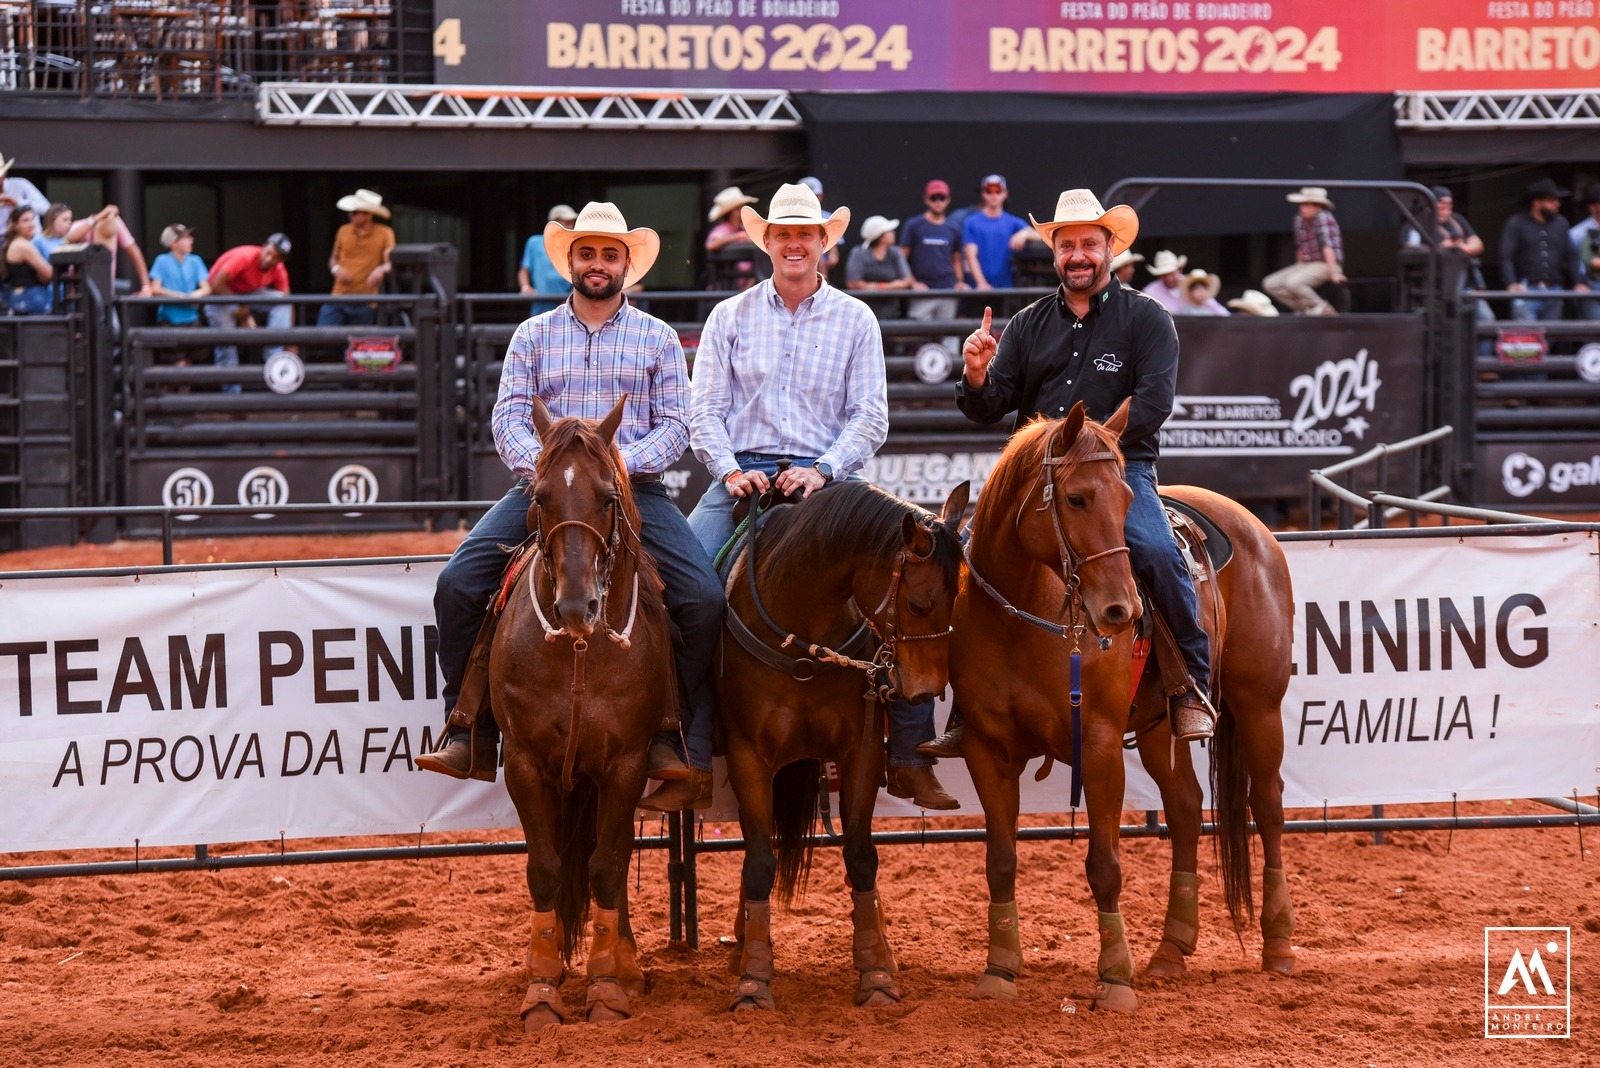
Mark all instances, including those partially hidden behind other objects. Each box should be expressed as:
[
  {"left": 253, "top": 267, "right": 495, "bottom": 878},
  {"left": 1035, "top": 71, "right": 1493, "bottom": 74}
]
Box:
[
  {"left": 1287, "top": 186, "right": 1335, "bottom": 210},
  {"left": 1182, "top": 268, "right": 1221, "bottom": 301},
  {"left": 859, "top": 215, "right": 899, "bottom": 244},
  {"left": 740, "top": 183, "right": 851, "bottom": 253},
  {"left": 0, "top": 155, "right": 14, "bottom": 179},
  {"left": 1227, "top": 289, "right": 1279, "bottom": 317},
  {"left": 1028, "top": 189, "right": 1139, "bottom": 255},
  {"left": 1146, "top": 249, "right": 1187, "bottom": 276},
  {"left": 543, "top": 201, "right": 660, "bottom": 289},
  {"left": 336, "top": 188, "right": 391, "bottom": 219},
  {"left": 1109, "top": 249, "right": 1144, "bottom": 272},
  {"left": 708, "top": 186, "right": 758, "bottom": 223}
]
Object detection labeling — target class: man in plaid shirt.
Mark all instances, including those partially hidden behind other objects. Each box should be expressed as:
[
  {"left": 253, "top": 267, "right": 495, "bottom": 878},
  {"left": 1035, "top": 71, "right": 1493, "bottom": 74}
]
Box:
[
  {"left": 420, "top": 203, "right": 724, "bottom": 811},
  {"left": 1263, "top": 186, "right": 1345, "bottom": 316}
]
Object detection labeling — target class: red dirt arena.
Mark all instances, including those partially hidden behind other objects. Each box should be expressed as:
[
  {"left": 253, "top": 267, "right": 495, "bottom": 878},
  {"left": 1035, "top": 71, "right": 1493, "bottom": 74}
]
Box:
[{"left": 1, "top": 533, "right": 1594, "bottom": 1066}]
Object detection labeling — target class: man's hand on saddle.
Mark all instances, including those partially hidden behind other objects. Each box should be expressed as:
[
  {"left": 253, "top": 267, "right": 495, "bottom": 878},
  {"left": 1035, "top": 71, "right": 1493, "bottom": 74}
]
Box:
[
  {"left": 963, "top": 306, "right": 997, "bottom": 387},
  {"left": 723, "top": 469, "right": 770, "bottom": 499},
  {"left": 774, "top": 464, "right": 827, "bottom": 499}
]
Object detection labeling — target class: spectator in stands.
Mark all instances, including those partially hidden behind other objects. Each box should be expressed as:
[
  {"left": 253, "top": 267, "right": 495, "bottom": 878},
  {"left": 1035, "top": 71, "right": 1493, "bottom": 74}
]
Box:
[
  {"left": 319, "top": 189, "right": 395, "bottom": 327},
  {"left": 206, "top": 234, "right": 294, "bottom": 389},
  {"left": 149, "top": 224, "right": 209, "bottom": 327},
  {"left": 704, "top": 187, "right": 759, "bottom": 291},
  {"left": 1177, "top": 269, "right": 1229, "bottom": 316},
  {"left": 83, "top": 205, "right": 153, "bottom": 297},
  {"left": 1499, "top": 178, "right": 1587, "bottom": 322},
  {"left": 1141, "top": 249, "right": 1187, "bottom": 313},
  {"left": 799, "top": 176, "right": 842, "bottom": 273},
  {"left": 1403, "top": 185, "right": 1494, "bottom": 346},
  {"left": 1263, "top": 186, "right": 1344, "bottom": 316},
  {"left": 3, "top": 207, "right": 53, "bottom": 314},
  {"left": 846, "top": 214, "right": 916, "bottom": 319},
  {"left": 519, "top": 203, "right": 577, "bottom": 314},
  {"left": 1569, "top": 185, "right": 1600, "bottom": 320},
  {"left": 1110, "top": 248, "right": 1144, "bottom": 286},
  {"left": 961, "top": 174, "right": 1029, "bottom": 290},
  {"left": 1226, "top": 289, "right": 1279, "bottom": 317},
  {"left": 34, "top": 203, "right": 74, "bottom": 259},
  {"left": 900, "top": 179, "right": 965, "bottom": 347},
  {"left": 0, "top": 156, "right": 49, "bottom": 231}
]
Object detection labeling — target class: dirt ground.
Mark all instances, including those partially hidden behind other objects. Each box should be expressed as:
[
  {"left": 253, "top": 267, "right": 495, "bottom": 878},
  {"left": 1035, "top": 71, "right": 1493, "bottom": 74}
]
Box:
[{"left": 1, "top": 533, "right": 1595, "bottom": 1066}]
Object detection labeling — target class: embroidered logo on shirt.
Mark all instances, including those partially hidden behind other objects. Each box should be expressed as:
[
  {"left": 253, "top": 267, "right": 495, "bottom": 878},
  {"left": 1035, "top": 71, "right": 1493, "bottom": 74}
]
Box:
[{"left": 1094, "top": 353, "right": 1123, "bottom": 372}]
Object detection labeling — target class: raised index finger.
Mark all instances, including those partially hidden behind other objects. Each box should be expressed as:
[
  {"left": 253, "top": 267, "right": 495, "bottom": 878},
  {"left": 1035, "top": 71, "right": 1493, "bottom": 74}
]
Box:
[{"left": 982, "top": 306, "right": 993, "bottom": 335}]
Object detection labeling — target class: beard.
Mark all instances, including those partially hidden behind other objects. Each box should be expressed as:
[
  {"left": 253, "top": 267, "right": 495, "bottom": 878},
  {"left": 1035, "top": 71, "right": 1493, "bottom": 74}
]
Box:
[
  {"left": 1057, "top": 255, "right": 1110, "bottom": 294},
  {"left": 573, "top": 271, "right": 624, "bottom": 300}
]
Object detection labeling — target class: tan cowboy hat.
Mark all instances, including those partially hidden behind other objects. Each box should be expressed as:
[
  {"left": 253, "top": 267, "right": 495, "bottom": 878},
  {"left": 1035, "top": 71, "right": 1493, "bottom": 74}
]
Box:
[
  {"left": 1287, "top": 186, "right": 1335, "bottom": 210},
  {"left": 336, "top": 188, "right": 391, "bottom": 219},
  {"left": 0, "top": 156, "right": 13, "bottom": 179},
  {"left": 1109, "top": 249, "right": 1145, "bottom": 272},
  {"left": 1227, "top": 289, "right": 1279, "bottom": 317},
  {"left": 707, "top": 186, "right": 758, "bottom": 223},
  {"left": 543, "top": 201, "right": 660, "bottom": 289},
  {"left": 740, "top": 183, "right": 851, "bottom": 253},
  {"left": 1181, "top": 269, "right": 1221, "bottom": 301},
  {"left": 1146, "top": 249, "right": 1187, "bottom": 276},
  {"left": 1028, "top": 189, "right": 1139, "bottom": 255},
  {"left": 859, "top": 215, "right": 899, "bottom": 244}
]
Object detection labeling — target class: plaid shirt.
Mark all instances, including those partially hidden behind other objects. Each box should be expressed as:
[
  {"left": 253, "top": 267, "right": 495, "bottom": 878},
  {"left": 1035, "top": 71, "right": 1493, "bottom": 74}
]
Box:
[
  {"left": 1294, "top": 209, "right": 1344, "bottom": 265},
  {"left": 690, "top": 277, "right": 888, "bottom": 480},
  {"left": 492, "top": 297, "right": 690, "bottom": 480}
]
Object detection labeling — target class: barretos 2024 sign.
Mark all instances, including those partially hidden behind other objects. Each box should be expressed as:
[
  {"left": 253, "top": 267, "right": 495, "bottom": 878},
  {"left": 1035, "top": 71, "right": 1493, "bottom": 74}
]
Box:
[{"left": 432, "top": 0, "right": 1600, "bottom": 93}]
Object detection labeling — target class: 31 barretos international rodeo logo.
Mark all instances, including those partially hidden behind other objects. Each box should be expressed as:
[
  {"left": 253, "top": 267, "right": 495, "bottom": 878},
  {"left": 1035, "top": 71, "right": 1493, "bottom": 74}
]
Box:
[
  {"left": 1485, "top": 927, "right": 1570, "bottom": 1038},
  {"left": 160, "top": 467, "right": 214, "bottom": 522}
]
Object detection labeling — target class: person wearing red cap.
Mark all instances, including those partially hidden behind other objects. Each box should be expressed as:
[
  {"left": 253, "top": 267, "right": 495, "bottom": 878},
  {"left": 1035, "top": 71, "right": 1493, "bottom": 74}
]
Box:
[{"left": 899, "top": 179, "right": 966, "bottom": 343}]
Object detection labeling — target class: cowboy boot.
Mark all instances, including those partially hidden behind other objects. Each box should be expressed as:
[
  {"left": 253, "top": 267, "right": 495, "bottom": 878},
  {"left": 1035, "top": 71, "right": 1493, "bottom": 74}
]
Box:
[
  {"left": 647, "top": 737, "right": 692, "bottom": 781},
  {"left": 885, "top": 765, "right": 959, "bottom": 810},
  {"left": 636, "top": 768, "right": 712, "bottom": 812},
  {"left": 916, "top": 707, "right": 965, "bottom": 758},
  {"left": 1170, "top": 688, "right": 1217, "bottom": 742},
  {"left": 417, "top": 707, "right": 499, "bottom": 782}
]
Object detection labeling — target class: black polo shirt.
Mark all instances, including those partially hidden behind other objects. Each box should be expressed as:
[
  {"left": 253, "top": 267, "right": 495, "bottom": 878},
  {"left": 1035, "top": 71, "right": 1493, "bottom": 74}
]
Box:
[{"left": 955, "top": 281, "right": 1178, "bottom": 463}]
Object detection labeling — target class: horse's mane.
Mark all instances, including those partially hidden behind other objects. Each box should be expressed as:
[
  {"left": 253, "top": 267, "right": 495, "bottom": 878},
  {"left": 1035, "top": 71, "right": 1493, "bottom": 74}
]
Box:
[
  {"left": 753, "top": 480, "right": 960, "bottom": 590},
  {"left": 533, "top": 417, "right": 667, "bottom": 606},
  {"left": 970, "top": 412, "right": 1125, "bottom": 535}
]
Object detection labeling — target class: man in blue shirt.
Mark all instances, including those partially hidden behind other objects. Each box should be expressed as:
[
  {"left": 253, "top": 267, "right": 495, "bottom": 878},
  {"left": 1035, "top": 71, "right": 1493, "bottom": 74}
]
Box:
[
  {"left": 961, "top": 174, "right": 1031, "bottom": 290},
  {"left": 901, "top": 178, "right": 967, "bottom": 353},
  {"left": 148, "top": 224, "right": 209, "bottom": 326},
  {"left": 518, "top": 204, "right": 577, "bottom": 315}
]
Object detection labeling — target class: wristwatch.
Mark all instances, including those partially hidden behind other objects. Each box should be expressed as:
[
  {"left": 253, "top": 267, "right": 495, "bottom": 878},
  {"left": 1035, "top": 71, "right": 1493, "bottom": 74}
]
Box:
[{"left": 813, "top": 461, "right": 834, "bottom": 482}]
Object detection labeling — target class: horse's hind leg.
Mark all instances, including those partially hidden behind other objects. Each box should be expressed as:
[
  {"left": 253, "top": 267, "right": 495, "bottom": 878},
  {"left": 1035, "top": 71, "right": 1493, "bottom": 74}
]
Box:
[
  {"left": 964, "top": 740, "right": 1023, "bottom": 1003},
  {"left": 837, "top": 739, "right": 901, "bottom": 1008},
  {"left": 1134, "top": 693, "right": 1204, "bottom": 979},
  {"left": 615, "top": 883, "right": 649, "bottom": 998},
  {"left": 585, "top": 779, "right": 647, "bottom": 1022}
]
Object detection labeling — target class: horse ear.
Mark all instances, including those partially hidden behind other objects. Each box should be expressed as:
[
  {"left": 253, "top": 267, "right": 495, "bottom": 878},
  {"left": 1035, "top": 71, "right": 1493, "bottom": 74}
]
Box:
[
  {"left": 599, "top": 393, "right": 629, "bottom": 445},
  {"left": 1103, "top": 397, "right": 1132, "bottom": 437},
  {"left": 531, "top": 395, "right": 554, "bottom": 443},
  {"left": 901, "top": 511, "right": 935, "bottom": 557},
  {"left": 939, "top": 480, "right": 970, "bottom": 530},
  {"left": 1058, "top": 401, "right": 1087, "bottom": 447}
]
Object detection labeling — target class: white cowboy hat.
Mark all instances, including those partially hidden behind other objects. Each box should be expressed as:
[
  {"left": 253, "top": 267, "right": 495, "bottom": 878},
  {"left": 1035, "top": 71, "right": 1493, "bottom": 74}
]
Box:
[
  {"left": 859, "top": 215, "right": 899, "bottom": 244},
  {"left": 707, "top": 186, "right": 758, "bottom": 223},
  {"left": 1109, "top": 249, "right": 1145, "bottom": 272},
  {"left": 1227, "top": 289, "right": 1280, "bottom": 317},
  {"left": 335, "top": 188, "right": 391, "bottom": 219},
  {"left": 0, "top": 156, "right": 13, "bottom": 179},
  {"left": 1028, "top": 189, "right": 1139, "bottom": 256},
  {"left": 1287, "top": 186, "right": 1335, "bottom": 210},
  {"left": 543, "top": 201, "right": 660, "bottom": 289},
  {"left": 741, "top": 183, "right": 851, "bottom": 253},
  {"left": 546, "top": 203, "right": 578, "bottom": 224},
  {"left": 1146, "top": 249, "right": 1187, "bottom": 276},
  {"left": 1181, "top": 269, "right": 1221, "bottom": 301}
]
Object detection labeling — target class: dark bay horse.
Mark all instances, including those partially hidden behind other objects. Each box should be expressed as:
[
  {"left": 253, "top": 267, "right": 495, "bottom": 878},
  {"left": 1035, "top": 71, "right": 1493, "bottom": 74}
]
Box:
[
  {"left": 720, "top": 479, "right": 968, "bottom": 1012},
  {"left": 491, "top": 397, "right": 674, "bottom": 1030},
  {"left": 949, "top": 400, "right": 1295, "bottom": 1013}
]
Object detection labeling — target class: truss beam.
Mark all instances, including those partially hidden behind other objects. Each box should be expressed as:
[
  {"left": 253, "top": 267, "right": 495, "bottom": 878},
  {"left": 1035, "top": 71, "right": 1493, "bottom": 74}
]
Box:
[{"left": 1396, "top": 90, "right": 1600, "bottom": 129}]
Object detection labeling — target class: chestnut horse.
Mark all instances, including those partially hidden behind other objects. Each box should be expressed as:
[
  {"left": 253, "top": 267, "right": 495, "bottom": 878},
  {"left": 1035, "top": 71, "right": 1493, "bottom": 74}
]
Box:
[
  {"left": 949, "top": 400, "right": 1295, "bottom": 1013},
  {"left": 720, "top": 480, "right": 968, "bottom": 1012},
  {"left": 491, "top": 397, "right": 674, "bottom": 1030}
]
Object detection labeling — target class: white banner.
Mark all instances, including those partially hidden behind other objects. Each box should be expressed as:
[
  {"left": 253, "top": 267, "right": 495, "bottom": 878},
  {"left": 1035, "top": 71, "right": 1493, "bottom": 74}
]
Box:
[{"left": 1, "top": 534, "right": 1597, "bottom": 853}]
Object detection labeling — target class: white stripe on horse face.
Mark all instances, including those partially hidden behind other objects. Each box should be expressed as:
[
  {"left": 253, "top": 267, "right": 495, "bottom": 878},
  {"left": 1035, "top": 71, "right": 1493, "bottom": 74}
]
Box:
[{"left": 564, "top": 465, "right": 575, "bottom": 488}]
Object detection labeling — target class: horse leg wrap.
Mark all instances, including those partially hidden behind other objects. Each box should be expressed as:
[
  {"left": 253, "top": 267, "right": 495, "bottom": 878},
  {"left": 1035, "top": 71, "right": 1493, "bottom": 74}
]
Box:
[
  {"left": 1162, "top": 872, "right": 1201, "bottom": 956},
  {"left": 985, "top": 901, "right": 1023, "bottom": 977},
  {"left": 730, "top": 900, "right": 775, "bottom": 1012},
  {"left": 851, "top": 891, "right": 902, "bottom": 1007},
  {"left": 1092, "top": 912, "right": 1138, "bottom": 1013},
  {"left": 1260, "top": 868, "right": 1297, "bottom": 975},
  {"left": 614, "top": 935, "right": 648, "bottom": 997},
  {"left": 526, "top": 910, "right": 564, "bottom": 982},
  {"left": 519, "top": 980, "right": 568, "bottom": 1025},
  {"left": 585, "top": 907, "right": 631, "bottom": 1021}
]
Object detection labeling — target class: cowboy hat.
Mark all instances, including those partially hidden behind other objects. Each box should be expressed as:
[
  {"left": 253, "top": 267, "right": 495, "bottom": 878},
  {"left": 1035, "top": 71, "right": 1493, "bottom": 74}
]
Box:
[
  {"left": 1525, "top": 177, "right": 1570, "bottom": 202},
  {"left": 1287, "top": 186, "right": 1335, "bottom": 210},
  {"left": 336, "top": 188, "right": 391, "bottom": 219},
  {"left": 1028, "top": 189, "right": 1138, "bottom": 255},
  {"left": 543, "top": 201, "right": 660, "bottom": 289},
  {"left": 0, "top": 156, "right": 13, "bottom": 179},
  {"left": 1109, "top": 249, "right": 1145, "bottom": 272},
  {"left": 859, "top": 215, "right": 899, "bottom": 244},
  {"left": 1227, "top": 289, "right": 1279, "bottom": 317},
  {"left": 740, "top": 183, "right": 851, "bottom": 253},
  {"left": 1146, "top": 249, "right": 1187, "bottom": 276},
  {"left": 1181, "top": 268, "right": 1221, "bottom": 301},
  {"left": 707, "top": 186, "right": 758, "bottom": 223}
]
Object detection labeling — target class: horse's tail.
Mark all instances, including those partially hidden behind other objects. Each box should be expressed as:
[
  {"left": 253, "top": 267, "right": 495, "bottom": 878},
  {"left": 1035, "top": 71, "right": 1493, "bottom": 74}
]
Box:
[
  {"left": 556, "top": 777, "right": 599, "bottom": 964},
  {"left": 1209, "top": 699, "right": 1254, "bottom": 932},
  {"left": 771, "top": 759, "right": 820, "bottom": 908}
]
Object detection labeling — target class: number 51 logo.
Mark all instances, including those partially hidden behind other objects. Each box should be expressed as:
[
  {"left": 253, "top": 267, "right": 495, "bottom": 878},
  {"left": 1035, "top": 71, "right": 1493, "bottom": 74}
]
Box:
[{"left": 1485, "top": 927, "right": 1570, "bottom": 1039}]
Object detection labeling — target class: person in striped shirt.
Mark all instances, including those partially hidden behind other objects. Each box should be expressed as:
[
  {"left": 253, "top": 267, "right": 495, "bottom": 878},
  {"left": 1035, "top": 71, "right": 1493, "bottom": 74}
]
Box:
[{"left": 420, "top": 203, "right": 724, "bottom": 812}]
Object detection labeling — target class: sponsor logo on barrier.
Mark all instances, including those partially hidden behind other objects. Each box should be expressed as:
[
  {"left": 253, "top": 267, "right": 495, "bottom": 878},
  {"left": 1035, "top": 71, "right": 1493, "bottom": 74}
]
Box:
[
  {"left": 161, "top": 467, "right": 214, "bottom": 521},
  {"left": 1501, "top": 452, "right": 1545, "bottom": 498},
  {"left": 1501, "top": 451, "right": 1600, "bottom": 498},
  {"left": 1496, "top": 328, "right": 1547, "bottom": 363},
  {"left": 861, "top": 451, "right": 1002, "bottom": 504},
  {"left": 327, "top": 465, "right": 380, "bottom": 508},
  {"left": 238, "top": 466, "right": 290, "bottom": 518},
  {"left": 1485, "top": 927, "right": 1569, "bottom": 1038},
  {"left": 345, "top": 336, "right": 403, "bottom": 374},
  {"left": 1577, "top": 342, "right": 1600, "bottom": 384},
  {"left": 914, "top": 343, "right": 953, "bottom": 384},
  {"left": 263, "top": 350, "right": 305, "bottom": 394}
]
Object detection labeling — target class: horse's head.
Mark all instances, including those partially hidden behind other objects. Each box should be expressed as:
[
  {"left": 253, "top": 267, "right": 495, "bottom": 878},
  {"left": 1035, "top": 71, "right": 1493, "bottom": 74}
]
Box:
[
  {"left": 1012, "top": 400, "right": 1141, "bottom": 636},
  {"left": 527, "top": 395, "right": 632, "bottom": 638},
  {"left": 860, "top": 480, "right": 970, "bottom": 704}
]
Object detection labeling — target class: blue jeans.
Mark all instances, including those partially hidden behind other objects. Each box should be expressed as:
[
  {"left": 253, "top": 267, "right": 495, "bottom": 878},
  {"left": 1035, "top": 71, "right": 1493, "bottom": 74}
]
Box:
[
  {"left": 1509, "top": 283, "right": 1565, "bottom": 323},
  {"left": 317, "top": 301, "right": 377, "bottom": 327},
  {"left": 434, "top": 480, "right": 724, "bottom": 772},
  {"left": 1124, "top": 460, "right": 1210, "bottom": 695},
  {"left": 8, "top": 285, "right": 51, "bottom": 314},
  {"left": 205, "top": 288, "right": 292, "bottom": 392}
]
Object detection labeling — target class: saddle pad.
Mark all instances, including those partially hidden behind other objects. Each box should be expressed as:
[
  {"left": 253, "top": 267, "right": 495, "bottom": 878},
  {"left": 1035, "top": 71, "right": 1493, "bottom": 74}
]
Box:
[
  {"left": 1159, "top": 495, "right": 1233, "bottom": 573},
  {"left": 492, "top": 540, "right": 537, "bottom": 616}
]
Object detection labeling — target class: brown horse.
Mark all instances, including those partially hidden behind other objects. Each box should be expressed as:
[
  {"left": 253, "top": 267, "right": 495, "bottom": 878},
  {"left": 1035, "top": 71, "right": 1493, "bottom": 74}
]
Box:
[
  {"left": 490, "top": 396, "right": 674, "bottom": 1030},
  {"left": 949, "top": 400, "right": 1295, "bottom": 1012},
  {"left": 720, "top": 479, "right": 968, "bottom": 1012}
]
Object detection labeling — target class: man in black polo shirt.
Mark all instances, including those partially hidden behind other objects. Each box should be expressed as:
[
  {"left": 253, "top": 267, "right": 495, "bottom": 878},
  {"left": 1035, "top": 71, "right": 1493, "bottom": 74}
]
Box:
[
  {"left": 1500, "top": 177, "right": 1588, "bottom": 322},
  {"left": 925, "top": 189, "right": 1214, "bottom": 753}
]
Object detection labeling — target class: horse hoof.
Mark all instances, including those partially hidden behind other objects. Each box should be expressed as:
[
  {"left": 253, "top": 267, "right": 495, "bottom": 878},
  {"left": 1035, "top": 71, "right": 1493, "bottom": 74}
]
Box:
[
  {"left": 620, "top": 974, "right": 650, "bottom": 999},
  {"left": 854, "top": 969, "right": 902, "bottom": 1007},
  {"left": 1092, "top": 980, "right": 1138, "bottom": 1013},
  {"left": 971, "top": 972, "right": 1017, "bottom": 1002},
  {"left": 522, "top": 1005, "right": 563, "bottom": 1033},
  {"left": 1262, "top": 939, "right": 1297, "bottom": 976},
  {"left": 1145, "top": 941, "right": 1188, "bottom": 979},
  {"left": 585, "top": 979, "right": 630, "bottom": 1023},
  {"left": 729, "top": 977, "right": 774, "bottom": 1012},
  {"left": 588, "top": 1003, "right": 629, "bottom": 1024}
]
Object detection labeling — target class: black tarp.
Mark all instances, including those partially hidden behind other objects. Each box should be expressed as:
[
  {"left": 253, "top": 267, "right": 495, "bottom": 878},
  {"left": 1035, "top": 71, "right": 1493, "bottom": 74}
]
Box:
[{"left": 793, "top": 92, "right": 1402, "bottom": 237}]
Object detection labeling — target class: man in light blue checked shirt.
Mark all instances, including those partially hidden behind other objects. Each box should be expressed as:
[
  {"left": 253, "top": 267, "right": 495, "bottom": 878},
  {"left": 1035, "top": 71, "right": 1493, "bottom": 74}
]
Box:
[
  {"left": 420, "top": 203, "right": 724, "bottom": 812},
  {"left": 687, "top": 182, "right": 957, "bottom": 811}
]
